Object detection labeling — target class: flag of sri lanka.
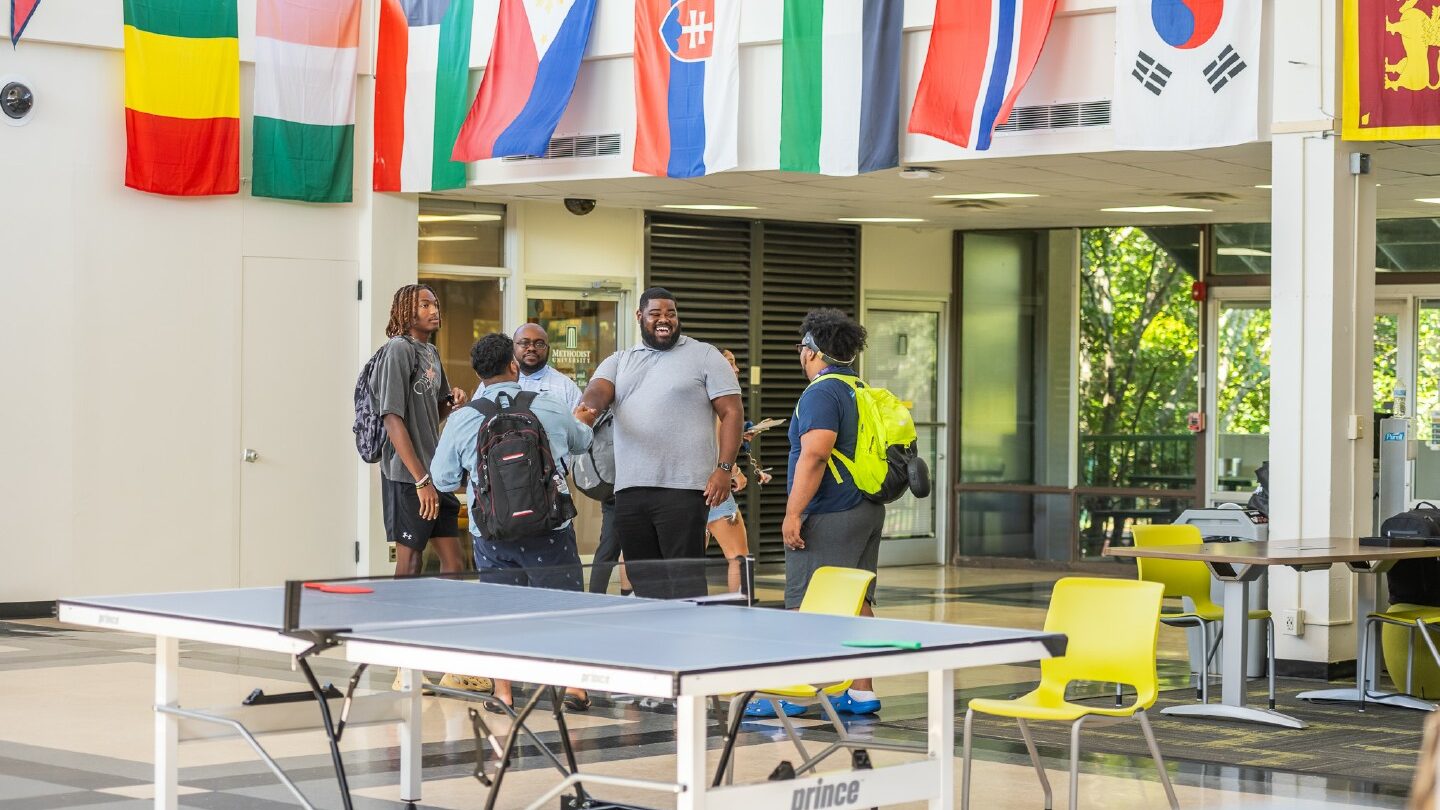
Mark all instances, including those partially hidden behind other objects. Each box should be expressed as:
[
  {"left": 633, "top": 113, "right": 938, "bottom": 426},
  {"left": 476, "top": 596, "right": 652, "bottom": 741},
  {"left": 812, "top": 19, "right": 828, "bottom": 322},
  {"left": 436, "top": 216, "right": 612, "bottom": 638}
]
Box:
[{"left": 123, "top": 0, "right": 240, "bottom": 196}]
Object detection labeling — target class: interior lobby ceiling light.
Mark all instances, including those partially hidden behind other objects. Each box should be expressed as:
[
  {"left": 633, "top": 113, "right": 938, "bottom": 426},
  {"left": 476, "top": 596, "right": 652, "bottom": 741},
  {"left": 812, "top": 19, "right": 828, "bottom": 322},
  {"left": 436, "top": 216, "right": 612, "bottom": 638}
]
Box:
[
  {"left": 1255, "top": 184, "right": 1272, "bottom": 189},
  {"left": 1416, "top": 198, "right": 1440, "bottom": 204},
  {"left": 899, "top": 167, "right": 943, "bottom": 180},
  {"left": 659, "top": 204, "right": 760, "bottom": 210},
  {"left": 838, "top": 217, "right": 927, "bottom": 223},
  {"left": 1101, "top": 205, "right": 1212, "bottom": 213},
  {"left": 932, "top": 192, "right": 1040, "bottom": 200},
  {"left": 417, "top": 213, "right": 503, "bottom": 222},
  {"left": 1218, "top": 247, "right": 1271, "bottom": 257},
  {"left": 418, "top": 235, "right": 479, "bottom": 242}
]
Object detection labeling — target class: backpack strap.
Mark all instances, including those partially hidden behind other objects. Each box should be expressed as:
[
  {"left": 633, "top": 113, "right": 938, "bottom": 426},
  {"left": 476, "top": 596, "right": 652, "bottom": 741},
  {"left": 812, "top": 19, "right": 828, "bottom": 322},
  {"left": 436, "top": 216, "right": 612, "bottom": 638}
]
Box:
[
  {"left": 802, "top": 373, "right": 863, "bottom": 485},
  {"left": 468, "top": 397, "right": 500, "bottom": 418}
]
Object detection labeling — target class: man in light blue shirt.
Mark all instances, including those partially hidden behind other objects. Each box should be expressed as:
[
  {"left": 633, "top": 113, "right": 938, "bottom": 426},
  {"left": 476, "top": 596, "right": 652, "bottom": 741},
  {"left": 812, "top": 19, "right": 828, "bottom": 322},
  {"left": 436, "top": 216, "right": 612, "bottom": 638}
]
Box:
[
  {"left": 433, "top": 333, "right": 594, "bottom": 712},
  {"left": 476, "top": 322, "right": 582, "bottom": 414}
]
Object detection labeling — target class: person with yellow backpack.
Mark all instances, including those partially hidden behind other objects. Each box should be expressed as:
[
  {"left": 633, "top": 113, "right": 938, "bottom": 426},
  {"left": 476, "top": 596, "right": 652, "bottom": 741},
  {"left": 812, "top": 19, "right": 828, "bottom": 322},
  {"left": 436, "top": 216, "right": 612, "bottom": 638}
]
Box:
[{"left": 766, "top": 308, "right": 929, "bottom": 720}]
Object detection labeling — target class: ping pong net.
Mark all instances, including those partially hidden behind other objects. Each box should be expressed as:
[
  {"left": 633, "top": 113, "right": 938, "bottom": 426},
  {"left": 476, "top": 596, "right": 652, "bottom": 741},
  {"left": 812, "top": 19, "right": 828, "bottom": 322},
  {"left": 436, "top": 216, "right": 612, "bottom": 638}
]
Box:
[{"left": 279, "top": 555, "right": 756, "bottom": 642}]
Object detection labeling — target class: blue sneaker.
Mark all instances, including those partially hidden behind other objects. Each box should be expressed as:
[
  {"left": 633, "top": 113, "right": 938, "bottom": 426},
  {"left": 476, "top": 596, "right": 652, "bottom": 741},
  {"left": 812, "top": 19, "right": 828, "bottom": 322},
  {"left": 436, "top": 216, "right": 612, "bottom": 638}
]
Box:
[
  {"left": 744, "top": 699, "right": 807, "bottom": 718},
  {"left": 828, "top": 692, "right": 881, "bottom": 715}
]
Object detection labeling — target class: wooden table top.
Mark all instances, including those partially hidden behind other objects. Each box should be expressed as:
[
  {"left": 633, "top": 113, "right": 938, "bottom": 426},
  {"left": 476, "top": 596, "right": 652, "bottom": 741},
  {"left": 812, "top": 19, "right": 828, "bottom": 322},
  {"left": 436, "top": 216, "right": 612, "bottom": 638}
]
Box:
[{"left": 1103, "top": 537, "right": 1440, "bottom": 565}]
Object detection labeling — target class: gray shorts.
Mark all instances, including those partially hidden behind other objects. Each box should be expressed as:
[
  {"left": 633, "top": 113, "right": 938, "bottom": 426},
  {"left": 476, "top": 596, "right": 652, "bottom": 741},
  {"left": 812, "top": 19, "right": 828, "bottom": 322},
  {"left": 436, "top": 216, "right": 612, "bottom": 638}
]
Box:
[{"left": 784, "top": 499, "right": 885, "bottom": 609}]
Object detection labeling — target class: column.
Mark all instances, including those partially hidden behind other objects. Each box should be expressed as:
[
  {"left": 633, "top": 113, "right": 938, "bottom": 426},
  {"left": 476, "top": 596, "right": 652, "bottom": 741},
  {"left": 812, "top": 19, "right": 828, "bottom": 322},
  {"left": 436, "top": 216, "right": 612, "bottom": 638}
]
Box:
[{"left": 1267, "top": 0, "right": 1377, "bottom": 673}]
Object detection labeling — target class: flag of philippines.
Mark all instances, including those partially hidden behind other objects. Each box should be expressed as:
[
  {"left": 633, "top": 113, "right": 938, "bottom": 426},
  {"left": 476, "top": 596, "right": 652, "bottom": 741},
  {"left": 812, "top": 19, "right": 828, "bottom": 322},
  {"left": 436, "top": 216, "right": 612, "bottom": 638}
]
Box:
[
  {"left": 451, "top": 0, "right": 599, "bottom": 162},
  {"left": 633, "top": 0, "right": 739, "bottom": 178}
]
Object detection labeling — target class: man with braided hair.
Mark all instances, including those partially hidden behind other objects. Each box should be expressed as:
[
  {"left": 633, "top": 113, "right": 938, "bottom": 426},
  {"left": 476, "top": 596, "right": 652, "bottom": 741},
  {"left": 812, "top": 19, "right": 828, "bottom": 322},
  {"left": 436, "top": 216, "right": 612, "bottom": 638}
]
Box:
[{"left": 372, "top": 284, "right": 469, "bottom": 575}]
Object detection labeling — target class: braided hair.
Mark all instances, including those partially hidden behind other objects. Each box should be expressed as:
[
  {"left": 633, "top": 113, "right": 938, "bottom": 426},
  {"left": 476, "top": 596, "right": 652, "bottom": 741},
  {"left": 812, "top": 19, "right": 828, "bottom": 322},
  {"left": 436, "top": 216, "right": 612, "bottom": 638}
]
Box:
[{"left": 384, "top": 284, "right": 436, "bottom": 338}]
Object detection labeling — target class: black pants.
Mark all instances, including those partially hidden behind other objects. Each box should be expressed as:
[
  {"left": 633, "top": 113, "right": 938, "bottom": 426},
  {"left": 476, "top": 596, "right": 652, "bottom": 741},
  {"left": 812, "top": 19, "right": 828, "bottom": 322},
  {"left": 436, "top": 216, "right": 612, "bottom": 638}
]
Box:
[
  {"left": 587, "top": 497, "right": 621, "bottom": 594},
  {"left": 613, "top": 487, "right": 708, "bottom": 599}
]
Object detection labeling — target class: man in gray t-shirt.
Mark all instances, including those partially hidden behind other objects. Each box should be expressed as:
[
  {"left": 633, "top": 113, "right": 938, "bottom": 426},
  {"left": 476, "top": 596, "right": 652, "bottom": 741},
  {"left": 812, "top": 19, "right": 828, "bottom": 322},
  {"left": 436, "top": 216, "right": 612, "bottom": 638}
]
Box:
[{"left": 577, "top": 287, "right": 744, "bottom": 597}]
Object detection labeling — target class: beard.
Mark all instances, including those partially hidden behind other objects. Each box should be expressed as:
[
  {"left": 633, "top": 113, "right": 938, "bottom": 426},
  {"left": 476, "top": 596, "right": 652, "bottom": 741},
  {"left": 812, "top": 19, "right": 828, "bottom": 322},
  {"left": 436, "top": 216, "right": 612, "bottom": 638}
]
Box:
[
  {"left": 517, "top": 355, "right": 546, "bottom": 375},
  {"left": 640, "top": 320, "right": 681, "bottom": 350}
]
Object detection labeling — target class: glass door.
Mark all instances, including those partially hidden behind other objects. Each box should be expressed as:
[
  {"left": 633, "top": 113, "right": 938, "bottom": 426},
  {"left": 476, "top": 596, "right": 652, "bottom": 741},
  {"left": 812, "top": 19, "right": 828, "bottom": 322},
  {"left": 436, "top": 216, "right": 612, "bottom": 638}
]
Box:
[
  {"left": 865, "top": 299, "right": 946, "bottom": 564},
  {"left": 525, "top": 288, "right": 628, "bottom": 562}
]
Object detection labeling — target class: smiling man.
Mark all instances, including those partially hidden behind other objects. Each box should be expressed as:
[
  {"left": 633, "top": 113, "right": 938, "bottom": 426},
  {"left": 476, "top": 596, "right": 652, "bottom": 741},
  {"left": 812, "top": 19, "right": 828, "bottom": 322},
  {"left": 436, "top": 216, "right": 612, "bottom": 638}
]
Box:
[{"left": 576, "top": 287, "right": 744, "bottom": 598}]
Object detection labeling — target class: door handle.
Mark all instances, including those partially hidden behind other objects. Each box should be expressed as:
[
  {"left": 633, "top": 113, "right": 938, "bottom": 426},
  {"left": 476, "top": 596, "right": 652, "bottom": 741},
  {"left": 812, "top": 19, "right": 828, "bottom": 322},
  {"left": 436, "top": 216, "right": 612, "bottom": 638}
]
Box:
[{"left": 242, "top": 449, "right": 259, "bottom": 463}]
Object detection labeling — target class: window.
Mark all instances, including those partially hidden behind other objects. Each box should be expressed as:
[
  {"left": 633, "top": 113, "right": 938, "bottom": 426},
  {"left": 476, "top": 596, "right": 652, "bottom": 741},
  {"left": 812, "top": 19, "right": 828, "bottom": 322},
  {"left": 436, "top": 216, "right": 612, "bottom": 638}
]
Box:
[
  {"left": 1214, "top": 301, "right": 1270, "bottom": 491},
  {"left": 419, "top": 199, "right": 505, "bottom": 268},
  {"left": 418, "top": 199, "right": 508, "bottom": 393}
]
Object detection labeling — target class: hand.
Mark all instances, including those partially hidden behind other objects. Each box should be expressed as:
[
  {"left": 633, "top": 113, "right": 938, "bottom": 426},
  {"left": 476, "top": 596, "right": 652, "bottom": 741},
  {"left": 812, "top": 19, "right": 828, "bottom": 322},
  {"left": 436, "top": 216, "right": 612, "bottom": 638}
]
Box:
[
  {"left": 573, "top": 404, "right": 599, "bottom": 426},
  {"left": 782, "top": 514, "right": 805, "bottom": 550},
  {"left": 417, "top": 483, "right": 439, "bottom": 521},
  {"left": 730, "top": 472, "right": 748, "bottom": 494},
  {"left": 704, "top": 469, "right": 731, "bottom": 507},
  {"left": 742, "top": 429, "right": 757, "bottom": 442},
  {"left": 757, "top": 469, "right": 773, "bottom": 486},
  {"left": 449, "top": 387, "right": 468, "bottom": 407}
]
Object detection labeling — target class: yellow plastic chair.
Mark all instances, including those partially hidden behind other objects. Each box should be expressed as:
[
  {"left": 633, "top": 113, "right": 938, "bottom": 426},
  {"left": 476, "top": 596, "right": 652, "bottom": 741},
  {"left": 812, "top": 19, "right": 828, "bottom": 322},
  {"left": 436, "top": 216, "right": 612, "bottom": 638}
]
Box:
[
  {"left": 1361, "top": 605, "right": 1440, "bottom": 710},
  {"left": 722, "top": 566, "right": 920, "bottom": 780},
  {"left": 1132, "top": 523, "right": 1276, "bottom": 709},
  {"left": 961, "top": 577, "right": 1178, "bottom": 810}
]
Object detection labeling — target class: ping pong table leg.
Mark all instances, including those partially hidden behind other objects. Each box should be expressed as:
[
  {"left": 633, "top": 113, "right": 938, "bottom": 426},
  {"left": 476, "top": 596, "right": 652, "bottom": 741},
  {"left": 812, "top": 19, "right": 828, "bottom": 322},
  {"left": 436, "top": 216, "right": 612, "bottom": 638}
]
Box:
[
  {"left": 928, "top": 668, "right": 955, "bottom": 810},
  {"left": 155, "top": 635, "right": 179, "bottom": 810},
  {"left": 398, "top": 669, "right": 423, "bottom": 803},
  {"left": 676, "top": 695, "right": 708, "bottom": 810}
]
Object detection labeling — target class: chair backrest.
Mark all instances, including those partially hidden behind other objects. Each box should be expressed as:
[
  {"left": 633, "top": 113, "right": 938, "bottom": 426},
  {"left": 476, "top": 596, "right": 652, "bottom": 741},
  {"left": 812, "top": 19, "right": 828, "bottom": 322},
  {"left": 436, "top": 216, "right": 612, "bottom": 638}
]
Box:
[
  {"left": 1038, "top": 577, "right": 1165, "bottom": 709},
  {"left": 1130, "top": 524, "right": 1218, "bottom": 611},
  {"left": 798, "top": 566, "right": 876, "bottom": 617}
]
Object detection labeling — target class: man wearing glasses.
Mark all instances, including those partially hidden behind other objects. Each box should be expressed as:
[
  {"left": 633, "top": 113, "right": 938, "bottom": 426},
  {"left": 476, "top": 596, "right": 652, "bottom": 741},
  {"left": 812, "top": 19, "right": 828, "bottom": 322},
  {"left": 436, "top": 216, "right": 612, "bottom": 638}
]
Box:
[{"left": 478, "top": 323, "right": 583, "bottom": 412}]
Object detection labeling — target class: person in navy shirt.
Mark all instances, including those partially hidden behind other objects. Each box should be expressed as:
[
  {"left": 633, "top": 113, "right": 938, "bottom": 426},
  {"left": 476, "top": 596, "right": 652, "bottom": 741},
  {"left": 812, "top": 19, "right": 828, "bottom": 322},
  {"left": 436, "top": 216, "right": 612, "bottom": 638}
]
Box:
[{"left": 781, "top": 308, "right": 885, "bottom": 716}]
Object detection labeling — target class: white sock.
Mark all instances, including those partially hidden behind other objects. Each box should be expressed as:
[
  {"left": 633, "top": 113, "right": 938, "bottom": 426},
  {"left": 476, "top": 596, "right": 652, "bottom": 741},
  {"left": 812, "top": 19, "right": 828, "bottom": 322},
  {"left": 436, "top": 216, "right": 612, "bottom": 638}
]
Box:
[{"left": 847, "top": 689, "right": 877, "bottom": 702}]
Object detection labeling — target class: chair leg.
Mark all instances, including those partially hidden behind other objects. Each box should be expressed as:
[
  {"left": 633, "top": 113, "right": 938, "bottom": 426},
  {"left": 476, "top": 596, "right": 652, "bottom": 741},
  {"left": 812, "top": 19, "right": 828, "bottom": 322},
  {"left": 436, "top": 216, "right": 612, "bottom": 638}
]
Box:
[
  {"left": 1114, "top": 682, "right": 1123, "bottom": 708},
  {"left": 724, "top": 695, "right": 744, "bottom": 785},
  {"left": 771, "top": 699, "right": 811, "bottom": 763},
  {"left": 1067, "top": 717, "right": 1086, "bottom": 810},
  {"left": 1415, "top": 619, "right": 1440, "bottom": 680},
  {"left": 1359, "top": 617, "right": 1374, "bottom": 712},
  {"left": 1136, "top": 710, "right": 1180, "bottom": 810},
  {"left": 1266, "top": 617, "right": 1276, "bottom": 711},
  {"left": 961, "top": 708, "right": 974, "bottom": 810},
  {"left": 1198, "top": 622, "right": 1212, "bottom": 704},
  {"left": 1016, "top": 718, "right": 1053, "bottom": 810},
  {"left": 1407, "top": 626, "right": 1416, "bottom": 696}
]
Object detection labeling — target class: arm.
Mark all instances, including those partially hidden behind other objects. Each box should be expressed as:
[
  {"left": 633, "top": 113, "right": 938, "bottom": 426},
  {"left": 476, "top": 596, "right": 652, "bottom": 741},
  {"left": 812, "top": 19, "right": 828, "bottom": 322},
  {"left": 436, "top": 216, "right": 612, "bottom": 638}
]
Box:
[
  {"left": 438, "top": 365, "right": 467, "bottom": 419},
  {"left": 782, "top": 429, "right": 837, "bottom": 550},
  {"left": 430, "top": 413, "right": 469, "bottom": 493},
  {"left": 576, "top": 378, "right": 615, "bottom": 426},
  {"left": 384, "top": 413, "right": 440, "bottom": 520},
  {"left": 704, "top": 393, "right": 745, "bottom": 506}
]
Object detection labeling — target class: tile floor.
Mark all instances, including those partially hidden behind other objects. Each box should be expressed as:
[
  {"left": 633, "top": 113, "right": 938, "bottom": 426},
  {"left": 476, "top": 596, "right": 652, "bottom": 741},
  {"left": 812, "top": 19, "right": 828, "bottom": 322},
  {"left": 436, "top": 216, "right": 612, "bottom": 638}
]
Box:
[{"left": 0, "top": 564, "right": 1417, "bottom": 809}]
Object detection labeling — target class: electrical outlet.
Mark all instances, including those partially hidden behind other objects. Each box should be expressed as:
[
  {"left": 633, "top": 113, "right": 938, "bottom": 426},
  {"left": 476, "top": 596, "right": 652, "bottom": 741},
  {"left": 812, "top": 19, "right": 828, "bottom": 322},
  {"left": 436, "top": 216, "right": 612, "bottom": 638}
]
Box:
[
  {"left": 1282, "top": 608, "right": 1305, "bottom": 637},
  {"left": 387, "top": 542, "right": 397, "bottom": 564}
]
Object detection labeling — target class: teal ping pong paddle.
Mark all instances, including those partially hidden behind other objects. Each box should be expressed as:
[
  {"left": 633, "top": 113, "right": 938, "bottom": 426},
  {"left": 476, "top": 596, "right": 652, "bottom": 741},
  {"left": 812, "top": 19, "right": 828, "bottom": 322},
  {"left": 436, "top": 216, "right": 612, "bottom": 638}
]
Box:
[{"left": 843, "top": 640, "right": 922, "bottom": 650}]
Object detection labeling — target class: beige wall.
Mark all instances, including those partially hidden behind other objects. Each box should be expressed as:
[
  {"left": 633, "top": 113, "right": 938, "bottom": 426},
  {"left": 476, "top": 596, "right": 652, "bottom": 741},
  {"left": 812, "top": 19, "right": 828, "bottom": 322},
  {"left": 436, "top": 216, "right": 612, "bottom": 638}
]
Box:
[{"left": 861, "top": 226, "right": 953, "bottom": 298}]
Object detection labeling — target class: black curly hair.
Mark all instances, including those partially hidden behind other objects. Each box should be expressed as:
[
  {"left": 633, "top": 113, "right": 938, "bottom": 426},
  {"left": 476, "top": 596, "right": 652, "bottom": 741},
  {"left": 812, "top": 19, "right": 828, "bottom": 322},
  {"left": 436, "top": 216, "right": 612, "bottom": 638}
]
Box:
[
  {"left": 799, "top": 308, "right": 866, "bottom": 364},
  {"left": 470, "top": 333, "right": 515, "bottom": 379}
]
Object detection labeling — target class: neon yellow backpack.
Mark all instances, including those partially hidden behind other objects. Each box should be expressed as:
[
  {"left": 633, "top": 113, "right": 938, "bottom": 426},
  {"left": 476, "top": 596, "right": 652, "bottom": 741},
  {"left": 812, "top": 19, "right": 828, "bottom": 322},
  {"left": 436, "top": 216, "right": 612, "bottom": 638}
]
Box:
[{"left": 808, "top": 373, "right": 920, "bottom": 500}]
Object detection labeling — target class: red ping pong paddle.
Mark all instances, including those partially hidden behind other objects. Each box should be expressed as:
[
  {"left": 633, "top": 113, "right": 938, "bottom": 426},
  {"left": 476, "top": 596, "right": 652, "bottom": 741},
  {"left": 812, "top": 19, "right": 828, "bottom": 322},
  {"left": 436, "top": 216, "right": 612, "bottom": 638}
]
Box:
[{"left": 303, "top": 582, "right": 374, "bottom": 594}]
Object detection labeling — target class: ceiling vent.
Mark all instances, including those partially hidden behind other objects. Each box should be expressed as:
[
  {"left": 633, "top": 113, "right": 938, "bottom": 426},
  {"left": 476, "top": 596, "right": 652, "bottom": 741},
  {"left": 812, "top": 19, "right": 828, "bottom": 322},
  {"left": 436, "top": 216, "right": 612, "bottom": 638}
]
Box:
[
  {"left": 938, "top": 199, "right": 1006, "bottom": 210},
  {"left": 501, "top": 132, "right": 623, "bottom": 162},
  {"left": 993, "top": 100, "right": 1110, "bottom": 134},
  {"left": 1172, "top": 191, "right": 1240, "bottom": 203}
]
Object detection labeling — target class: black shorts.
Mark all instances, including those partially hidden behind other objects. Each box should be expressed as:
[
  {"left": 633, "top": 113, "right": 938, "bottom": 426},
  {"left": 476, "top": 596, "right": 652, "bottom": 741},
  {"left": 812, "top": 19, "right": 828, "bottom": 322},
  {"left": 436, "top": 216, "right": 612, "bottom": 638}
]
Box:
[{"left": 381, "top": 477, "right": 461, "bottom": 550}]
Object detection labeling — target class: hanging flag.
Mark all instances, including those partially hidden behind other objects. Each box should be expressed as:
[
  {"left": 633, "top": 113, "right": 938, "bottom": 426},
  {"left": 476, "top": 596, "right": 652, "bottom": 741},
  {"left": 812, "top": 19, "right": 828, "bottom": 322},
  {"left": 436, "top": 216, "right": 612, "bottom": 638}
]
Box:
[
  {"left": 1342, "top": 0, "right": 1440, "bottom": 140},
  {"left": 451, "top": 0, "right": 598, "bottom": 161},
  {"left": 633, "top": 0, "right": 740, "bottom": 178},
  {"left": 123, "top": 0, "right": 239, "bottom": 196},
  {"left": 1113, "top": 0, "right": 1260, "bottom": 149},
  {"left": 252, "top": 0, "right": 360, "bottom": 203},
  {"left": 11, "top": 0, "right": 41, "bottom": 46},
  {"left": 908, "top": 0, "right": 1058, "bottom": 151},
  {"left": 779, "top": 0, "right": 902, "bottom": 176},
  {"left": 374, "top": 0, "right": 474, "bottom": 192}
]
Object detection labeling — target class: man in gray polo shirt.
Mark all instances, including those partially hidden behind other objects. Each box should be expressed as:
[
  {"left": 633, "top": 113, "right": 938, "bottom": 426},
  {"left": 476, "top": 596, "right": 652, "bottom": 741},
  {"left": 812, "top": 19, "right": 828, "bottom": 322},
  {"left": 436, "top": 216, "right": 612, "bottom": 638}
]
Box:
[{"left": 576, "top": 287, "right": 744, "bottom": 597}]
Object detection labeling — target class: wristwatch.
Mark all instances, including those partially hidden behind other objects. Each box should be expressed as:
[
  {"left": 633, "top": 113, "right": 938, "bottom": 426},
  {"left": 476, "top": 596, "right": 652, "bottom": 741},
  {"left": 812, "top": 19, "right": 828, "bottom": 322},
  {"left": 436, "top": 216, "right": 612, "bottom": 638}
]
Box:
[{"left": 717, "top": 461, "right": 735, "bottom": 473}]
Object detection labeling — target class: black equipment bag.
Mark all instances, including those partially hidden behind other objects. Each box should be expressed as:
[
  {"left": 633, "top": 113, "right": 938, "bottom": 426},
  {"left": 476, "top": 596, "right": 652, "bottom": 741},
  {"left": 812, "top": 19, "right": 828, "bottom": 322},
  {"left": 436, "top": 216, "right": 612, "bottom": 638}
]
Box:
[
  {"left": 866, "top": 442, "right": 932, "bottom": 504},
  {"left": 469, "top": 391, "right": 576, "bottom": 543},
  {"left": 1383, "top": 501, "right": 1440, "bottom": 606}
]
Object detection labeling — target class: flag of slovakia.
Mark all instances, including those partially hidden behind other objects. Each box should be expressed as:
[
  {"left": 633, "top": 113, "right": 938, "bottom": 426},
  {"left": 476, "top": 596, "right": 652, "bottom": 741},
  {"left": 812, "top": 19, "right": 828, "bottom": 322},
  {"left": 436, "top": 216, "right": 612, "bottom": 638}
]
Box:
[{"left": 633, "top": 0, "right": 739, "bottom": 178}]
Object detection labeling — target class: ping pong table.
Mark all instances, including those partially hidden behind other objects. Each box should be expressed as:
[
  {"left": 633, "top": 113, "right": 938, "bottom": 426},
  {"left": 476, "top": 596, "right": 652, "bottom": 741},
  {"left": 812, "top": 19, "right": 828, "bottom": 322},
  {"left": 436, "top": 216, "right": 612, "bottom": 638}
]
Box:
[{"left": 58, "top": 577, "right": 1064, "bottom": 810}]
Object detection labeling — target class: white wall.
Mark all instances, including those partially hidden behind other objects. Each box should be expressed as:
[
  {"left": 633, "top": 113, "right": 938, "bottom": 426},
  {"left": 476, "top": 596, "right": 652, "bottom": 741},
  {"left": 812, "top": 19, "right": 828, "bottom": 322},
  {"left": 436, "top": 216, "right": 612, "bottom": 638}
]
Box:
[{"left": 860, "top": 226, "right": 952, "bottom": 298}]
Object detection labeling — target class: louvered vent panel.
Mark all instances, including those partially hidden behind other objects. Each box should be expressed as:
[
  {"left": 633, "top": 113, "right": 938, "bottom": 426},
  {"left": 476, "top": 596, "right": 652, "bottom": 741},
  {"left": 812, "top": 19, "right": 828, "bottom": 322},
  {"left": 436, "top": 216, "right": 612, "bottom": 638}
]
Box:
[
  {"left": 500, "top": 133, "right": 624, "bottom": 162},
  {"left": 993, "top": 100, "right": 1110, "bottom": 133}
]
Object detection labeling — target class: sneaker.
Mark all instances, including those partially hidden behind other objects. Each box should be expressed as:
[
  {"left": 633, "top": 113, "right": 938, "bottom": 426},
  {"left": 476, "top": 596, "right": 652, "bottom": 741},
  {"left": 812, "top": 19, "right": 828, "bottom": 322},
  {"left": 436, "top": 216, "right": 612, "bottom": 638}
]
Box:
[
  {"left": 392, "top": 672, "right": 434, "bottom": 693},
  {"left": 828, "top": 692, "right": 881, "bottom": 715},
  {"left": 438, "top": 674, "right": 494, "bottom": 693},
  {"left": 744, "top": 699, "right": 807, "bottom": 718}
]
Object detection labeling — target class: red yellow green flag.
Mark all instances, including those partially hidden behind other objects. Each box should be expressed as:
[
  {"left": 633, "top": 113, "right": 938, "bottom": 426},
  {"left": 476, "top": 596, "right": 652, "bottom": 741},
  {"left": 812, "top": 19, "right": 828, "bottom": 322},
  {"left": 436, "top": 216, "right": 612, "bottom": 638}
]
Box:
[
  {"left": 123, "top": 0, "right": 239, "bottom": 195},
  {"left": 1343, "top": 0, "right": 1440, "bottom": 140}
]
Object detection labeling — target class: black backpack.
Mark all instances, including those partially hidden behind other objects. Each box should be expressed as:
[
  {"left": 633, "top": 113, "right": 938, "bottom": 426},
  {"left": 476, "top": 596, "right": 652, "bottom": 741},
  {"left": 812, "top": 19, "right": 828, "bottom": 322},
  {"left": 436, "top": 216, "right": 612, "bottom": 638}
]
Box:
[
  {"left": 470, "top": 391, "right": 576, "bottom": 542},
  {"left": 1383, "top": 502, "right": 1440, "bottom": 606},
  {"left": 865, "top": 442, "right": 932, "bottom": 504},
  {"left": 352, "top": 347, "right": 390, "bottom": 463}
]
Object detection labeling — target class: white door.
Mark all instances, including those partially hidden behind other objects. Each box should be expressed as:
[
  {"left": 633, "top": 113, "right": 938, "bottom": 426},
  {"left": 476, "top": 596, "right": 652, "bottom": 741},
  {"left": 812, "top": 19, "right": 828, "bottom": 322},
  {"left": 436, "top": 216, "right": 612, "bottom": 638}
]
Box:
[
  {"left": 865, "top": 299, "right": 948, "bottom": 565},
  {"left": 239, "top": 257, "right": 358, "bottom": 586}
]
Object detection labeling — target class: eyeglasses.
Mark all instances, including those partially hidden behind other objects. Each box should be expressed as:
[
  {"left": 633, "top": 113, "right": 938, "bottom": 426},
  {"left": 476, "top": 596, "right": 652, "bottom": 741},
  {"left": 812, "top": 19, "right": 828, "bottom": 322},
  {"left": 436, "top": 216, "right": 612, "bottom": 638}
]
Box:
[{"left": 516, "top": 339, "right": 549, "bottom": 350}]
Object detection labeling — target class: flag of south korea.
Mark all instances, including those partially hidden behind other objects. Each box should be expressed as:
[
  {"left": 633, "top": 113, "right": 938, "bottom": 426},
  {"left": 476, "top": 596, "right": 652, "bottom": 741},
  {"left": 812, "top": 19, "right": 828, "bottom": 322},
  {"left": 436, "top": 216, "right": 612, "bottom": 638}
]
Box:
[{"left": 1113, "top": 1, "right": 1261, "bottom": 150}]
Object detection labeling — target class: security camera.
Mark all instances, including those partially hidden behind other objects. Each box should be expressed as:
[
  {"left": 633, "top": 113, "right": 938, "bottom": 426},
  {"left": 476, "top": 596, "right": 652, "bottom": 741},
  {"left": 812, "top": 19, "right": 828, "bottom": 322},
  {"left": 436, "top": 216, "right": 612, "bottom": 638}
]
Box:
[
  {"left": 1, "top": 80, "right": 34, "bottom": 124},
  {"left": 564, "top": 198, "right": 596, "bottom": 216}
]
